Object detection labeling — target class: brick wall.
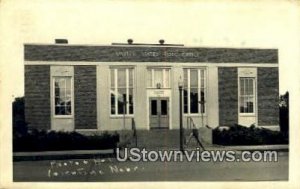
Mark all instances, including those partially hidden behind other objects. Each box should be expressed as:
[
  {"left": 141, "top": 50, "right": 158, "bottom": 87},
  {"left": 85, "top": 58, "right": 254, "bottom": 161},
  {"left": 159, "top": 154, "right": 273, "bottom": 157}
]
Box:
[
  {"left": 74, "top": 66, "right": 97, "bottom": 129},
  {"left": 24, "top": 65, "right": 51, "bottom": 130},
  {"left": 257, "top": 67, "right": 279, "bottom": 126},
  {"left": 218, "top": 67, "right": 238, "bottom": 126}
]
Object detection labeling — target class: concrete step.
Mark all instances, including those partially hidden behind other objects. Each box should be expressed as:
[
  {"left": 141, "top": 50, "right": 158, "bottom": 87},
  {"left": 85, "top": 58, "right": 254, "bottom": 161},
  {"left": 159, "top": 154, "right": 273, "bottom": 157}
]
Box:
[
  {"left": 120, "top": 129, "right": 208, "bottom": 148},
  {"left": 136, "top": 129, "right": 180, "bottom": 148}
]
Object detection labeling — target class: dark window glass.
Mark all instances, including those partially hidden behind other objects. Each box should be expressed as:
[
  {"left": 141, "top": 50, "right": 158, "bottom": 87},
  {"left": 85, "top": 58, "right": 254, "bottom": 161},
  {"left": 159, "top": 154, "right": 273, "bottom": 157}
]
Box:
[
  {"left": 161, "top": 100, "right": 168, "bottom": 115},
  {"left": 151, "top": 100, "right": 157, "bottom": 115},
  {"left": 190, "top": 88, "right": 198, "bottom": 113},
  {"left": 118, "top": 88, "right": 127, "bottom": 114},
  {"left": 129, "top": 88, "right": 134, "bottom": 114},
  {"left": 183, "top": 89, "right": 188, "bottom": 113},
  {"left": 111, "top": 91, "right": 115, "bottom": 114},
  {"left": 200, "top": 90, "right": 205, "bottom": 113}
]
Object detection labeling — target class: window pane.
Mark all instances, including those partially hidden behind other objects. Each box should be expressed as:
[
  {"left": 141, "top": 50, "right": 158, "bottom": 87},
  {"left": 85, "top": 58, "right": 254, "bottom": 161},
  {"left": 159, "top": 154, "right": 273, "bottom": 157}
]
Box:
[
  {"left": 248, "top": 79, "right": 254, "bottom": 95},
  {"left": 110, "top": 89, "right": 116, "bottom": 114},
  {"left": 154, "top": 69, "right": 163, "bottom": 88},
  {"left": 183, "top": 69, "right": 188, "bottom": 88},
  {"left": 240, "top": 97, "right": 245, "bottom": 113},
  {"left": 129, "top": 88, "right": 134, "bottom": 114},
  {"left": 117, "top": 88, "right": 127, "bottom": 114},
  {"left": 200, "top": 89, "right": 205, "bottom": 113},
  {"left": 190, "top": 88, "right": 198, "bottom": 113},
  {"left": 66, "top": 89, "right": 72, "bottom": 100},
  {"left": 247, "top": 97, "right": 254, "bottom": 113},
  {"left": 55, "top": 106, "right": 65, "bottom": 115},
  {"left": 200, "top": 69, "right": 205, "bottom": 88},
  {"left": 117, "top": 69, "right": 126, "bottom": 88},
  {"left": 66, "top": 106, "right": 71, "bottom": 115},
  {"left": 190, "top": 70, "right": 198, "bottom": 88},
  {"left": 54, "top": 77, "right": 72, "bottom": 115},
  {"left": 183, "top": 89, "right": 188, "bottom": 113},
  {"left": 239, "top": 78, "right": 255, "bottom": 113},
  {"left": 110, "top": 69, "right": 115, "bottom": 88},
  {"left": 240, "top": 78, "right": 245, "bottom": 95},
  {"left": 66, "top": 78, "right": 71, "bottom": 90},
  {"left": 57, "top": 78, "right": 65, "bottom": 89},
  {"left": 147, "top": 69, "right": 152, "bottom": 87},
  {"left": 110, "top": 68, "right": 135, "bottom": 115},
  {"left": 129, "top": 69, "right": 133, "bottom": 88},
  {"left": 161, "top": 100, "right": 168, "bottom": 115},
  {"left": 151, "top": 100, "right": 157, "bottom": 115}
]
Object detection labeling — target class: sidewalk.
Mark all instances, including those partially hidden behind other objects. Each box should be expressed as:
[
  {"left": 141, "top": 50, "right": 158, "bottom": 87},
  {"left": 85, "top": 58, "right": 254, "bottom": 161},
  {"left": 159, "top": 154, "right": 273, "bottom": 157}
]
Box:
[
  {"left": 13, "top": 144, "right": 288, "bottom": 161},
  {"left": 13, "top": 149, "right": 115, "bottom": 161}
]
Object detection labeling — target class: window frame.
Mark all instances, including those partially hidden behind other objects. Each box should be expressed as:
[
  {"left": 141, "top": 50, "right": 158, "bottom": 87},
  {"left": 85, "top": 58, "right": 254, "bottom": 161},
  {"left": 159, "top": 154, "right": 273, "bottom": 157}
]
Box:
[
  {"left": 110, "top": 67, "right": 135, "bottom": 117},
  {"left": 238, "top": 77, "right": 256, "bottom": 116},
  {"left": 147, "top": 67, "right": 171, "bottom": 89},
  {"left": 52, "top": 76, "right": 74, "bottom": 118},
  {"left": 183, "top": 68, "right": 207, "bottom": 116}
]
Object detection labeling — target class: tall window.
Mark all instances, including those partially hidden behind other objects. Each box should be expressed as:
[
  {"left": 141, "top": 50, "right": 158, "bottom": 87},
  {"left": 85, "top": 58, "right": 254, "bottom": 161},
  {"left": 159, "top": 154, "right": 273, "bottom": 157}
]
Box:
[
  {"left": 239, "top": 77, "right": 255, "bottom": 114},
  {"left": 183, "top": 68, "right": 206, "bottom": 114},
  {"left": 147, "top": 68, "right": 170, "bottom": 88},
  {"left": 54, "top": 77, "right": 72, "bottom": 116},
  {"left": 110, "top": 68, "right": 134, "bottom": 115}
]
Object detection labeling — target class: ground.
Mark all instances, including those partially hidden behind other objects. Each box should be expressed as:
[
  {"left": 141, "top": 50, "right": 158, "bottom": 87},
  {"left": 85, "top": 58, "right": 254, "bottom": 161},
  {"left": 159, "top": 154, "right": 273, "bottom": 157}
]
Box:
[{"left": 13, "top": 152, "right": 288, "bottom": 181}]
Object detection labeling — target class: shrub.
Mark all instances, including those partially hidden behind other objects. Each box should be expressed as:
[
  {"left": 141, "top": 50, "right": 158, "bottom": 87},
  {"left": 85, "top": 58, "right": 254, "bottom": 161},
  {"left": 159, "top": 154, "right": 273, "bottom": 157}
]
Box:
[
  {"left": 279, "top": 92, "right": 289, "bottom": 134},
  {"left": 13, "top": 129, "right": 119, "bottom": 152},
  {"left": 13, "top": 97, "right": 28, "bottom": 137},
  {"left": 213, "top": 124, "right": 288, "bottom": 145}
]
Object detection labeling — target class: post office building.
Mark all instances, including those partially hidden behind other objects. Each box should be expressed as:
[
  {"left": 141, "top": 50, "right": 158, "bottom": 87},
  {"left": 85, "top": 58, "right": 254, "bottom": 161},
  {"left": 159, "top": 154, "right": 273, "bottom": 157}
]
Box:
[{"left": 24, "top": 40, "right": 279, "bottom": 134}]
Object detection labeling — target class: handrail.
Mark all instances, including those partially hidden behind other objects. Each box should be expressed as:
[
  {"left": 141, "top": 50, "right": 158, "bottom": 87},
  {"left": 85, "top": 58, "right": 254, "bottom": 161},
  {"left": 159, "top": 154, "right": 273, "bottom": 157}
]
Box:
[
  {"left": 186, "top": 116, "right": 197, "bottom": 130},
  {"left": 185, "top": 116, "right": 206, "bottom": 150}
]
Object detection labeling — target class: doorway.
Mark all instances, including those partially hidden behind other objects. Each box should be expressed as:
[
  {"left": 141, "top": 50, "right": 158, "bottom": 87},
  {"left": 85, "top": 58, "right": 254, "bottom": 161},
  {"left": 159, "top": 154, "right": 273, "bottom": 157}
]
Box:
[{"left": 149, "top": 97, "right": 169, "bottom": 129}]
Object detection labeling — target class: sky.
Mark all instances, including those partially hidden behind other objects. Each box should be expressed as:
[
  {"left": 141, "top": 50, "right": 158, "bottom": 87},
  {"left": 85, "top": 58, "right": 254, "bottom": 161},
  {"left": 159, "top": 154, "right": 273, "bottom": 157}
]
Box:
[{"left": 0, "top": 0, "right": 299, "bottom": 99}]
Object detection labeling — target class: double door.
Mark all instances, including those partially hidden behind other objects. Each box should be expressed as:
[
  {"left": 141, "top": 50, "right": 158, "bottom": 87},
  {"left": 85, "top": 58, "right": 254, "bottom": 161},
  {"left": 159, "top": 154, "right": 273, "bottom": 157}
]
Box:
[{"left": 149, "top": 97, "right": 169, "bottom": 129}]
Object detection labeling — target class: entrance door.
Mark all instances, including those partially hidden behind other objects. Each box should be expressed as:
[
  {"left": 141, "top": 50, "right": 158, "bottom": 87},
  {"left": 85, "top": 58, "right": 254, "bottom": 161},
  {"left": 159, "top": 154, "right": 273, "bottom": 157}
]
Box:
[{"left": 149, "top": 97, "right": 169, "bottom": 129}]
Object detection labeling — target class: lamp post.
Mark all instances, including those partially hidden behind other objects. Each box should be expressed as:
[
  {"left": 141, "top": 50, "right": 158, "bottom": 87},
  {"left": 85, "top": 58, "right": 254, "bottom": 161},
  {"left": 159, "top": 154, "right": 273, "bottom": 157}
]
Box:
[{"left": 178, "top": 76, "right": 184, "bottom": 152}]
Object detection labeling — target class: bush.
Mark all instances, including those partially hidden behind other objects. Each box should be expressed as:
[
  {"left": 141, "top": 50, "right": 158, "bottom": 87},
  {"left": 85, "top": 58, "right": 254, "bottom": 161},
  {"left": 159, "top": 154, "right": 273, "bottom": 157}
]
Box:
[
  {"left": 279, "top": 92, "right": 289, "bottom": 134},
  {"left": 13, "top": 97, "right": 28, "bottom": 137},
  {"left": 213, "top": 124, "right": 289, "bottom": 145},
  {"left": 13, "top": 129, "right": 119, "bottom": 152}
]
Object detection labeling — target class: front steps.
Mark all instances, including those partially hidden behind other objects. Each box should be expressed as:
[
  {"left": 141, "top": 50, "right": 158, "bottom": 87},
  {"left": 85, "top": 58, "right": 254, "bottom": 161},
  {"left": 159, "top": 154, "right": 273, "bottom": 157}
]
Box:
[{"left": 118, "top": 128, "right": 212, "bottom": 149}]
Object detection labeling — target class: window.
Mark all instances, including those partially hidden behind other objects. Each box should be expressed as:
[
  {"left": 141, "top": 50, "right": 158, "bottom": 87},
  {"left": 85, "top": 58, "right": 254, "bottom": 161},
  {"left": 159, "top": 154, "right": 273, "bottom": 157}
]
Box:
[
  {"left": 183, "top": 68, "right": 206, "bottom": 114},
  {"left": 147, "top": 68, "right": 170, "bottom": 88},
  {"left": 239, "top": 77, "right": 255, "bottom": 114},
  {"left": 54, "top": 77, "right": 72, "bottom": 116},
  {"left": 110, "top": 68, "right": 134, "bottom": 115}
]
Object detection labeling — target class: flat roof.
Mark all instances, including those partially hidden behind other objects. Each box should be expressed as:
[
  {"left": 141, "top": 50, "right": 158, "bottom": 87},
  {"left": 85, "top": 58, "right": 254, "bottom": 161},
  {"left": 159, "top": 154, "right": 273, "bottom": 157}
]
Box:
[{"left": 24, "top": 44, "right": 278, "bottom": 63}]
